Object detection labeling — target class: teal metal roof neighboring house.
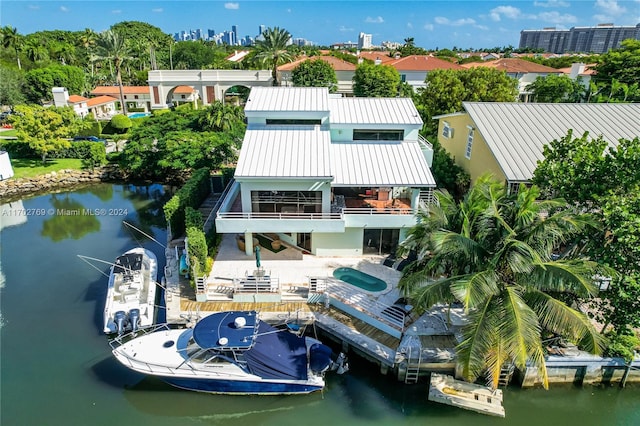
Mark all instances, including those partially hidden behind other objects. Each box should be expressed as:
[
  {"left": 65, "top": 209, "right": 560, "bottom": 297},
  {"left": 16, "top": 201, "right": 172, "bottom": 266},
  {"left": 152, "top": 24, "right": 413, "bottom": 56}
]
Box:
[
  {"left": 462, "top": 102, "right": 640, "bottom": 182},
  {"left": 244, "top": 87, "right": 329, "bottom": 112},
  {"left": 329, "top": 97, "right": 423, "bottom": 125},
  {"left": 235, "top": 127, "right": 332, "bottom": 179}
]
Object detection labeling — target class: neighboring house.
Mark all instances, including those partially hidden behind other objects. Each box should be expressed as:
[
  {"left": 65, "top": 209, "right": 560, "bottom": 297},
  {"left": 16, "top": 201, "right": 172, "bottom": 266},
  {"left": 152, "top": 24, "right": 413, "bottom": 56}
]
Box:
[
  {"left": 215, "top": 87, "right": 436, "bottom": 257},
  {"left": 278, "top": 56, "right": 357, "bottom": 94},
  {"left": 434, "top": 102, "right": 640, "bottom": 192},
  {"left": 225, "top": 50, "right": 251, "bottom": 63},
  {"left": 90, "top": 85, "right": 199, "bottom": 112},
  {"left": 558, "top": 62, "right": 597, "bottom": 89},
  {"left": 357, "top": 51, "right": 397, "bottom": 64},
  {"left": 388, "top": 55, "right": 464, "bottom": 90},
  {"left": 462, "top": 58, "right": 562, "bottom": 101},
  {"left": 51, "top": 87, "right": 117, "bottom": 119}
]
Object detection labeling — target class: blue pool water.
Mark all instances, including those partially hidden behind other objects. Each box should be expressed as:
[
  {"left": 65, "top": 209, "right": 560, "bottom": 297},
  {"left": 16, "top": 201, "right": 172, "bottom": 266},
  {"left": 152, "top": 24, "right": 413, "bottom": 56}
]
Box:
[
  {"left": 128, "top": 112, "right": 150, "bottom": 119},
  {"left": 333, "top": 267, "right": 387, "bottom": 292}
]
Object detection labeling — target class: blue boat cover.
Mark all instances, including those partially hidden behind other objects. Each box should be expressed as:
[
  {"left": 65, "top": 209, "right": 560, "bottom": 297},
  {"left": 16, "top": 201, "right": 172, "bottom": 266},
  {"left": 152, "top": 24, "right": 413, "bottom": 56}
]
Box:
[
  {"left": 244, "top": 321, "right": 309, "bottom": 381},
  {"left": 193, "top": 311, "right": 258, "bottom": 350}
]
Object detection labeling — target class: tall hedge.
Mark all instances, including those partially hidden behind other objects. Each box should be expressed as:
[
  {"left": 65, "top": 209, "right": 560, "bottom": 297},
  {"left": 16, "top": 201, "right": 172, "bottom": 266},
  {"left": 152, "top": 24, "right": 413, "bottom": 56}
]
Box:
[
  {"left": 186, "top": 226, "right": 207, "bottom": 279},
  {"left": 0, "top": 140, "right": 105, "bottom": 160},
  {"left": 163, "top": 168, "right": 210, "bottom": 237}
]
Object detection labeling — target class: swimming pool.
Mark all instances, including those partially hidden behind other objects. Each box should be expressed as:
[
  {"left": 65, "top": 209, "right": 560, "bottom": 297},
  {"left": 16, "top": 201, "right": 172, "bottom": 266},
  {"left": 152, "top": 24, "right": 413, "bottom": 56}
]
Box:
[
  {"left": 128, "top": 112, "right": 150, "bottom": 119},
  {"left": 333, "top": 267, "right": 387, "bottom": 292}
]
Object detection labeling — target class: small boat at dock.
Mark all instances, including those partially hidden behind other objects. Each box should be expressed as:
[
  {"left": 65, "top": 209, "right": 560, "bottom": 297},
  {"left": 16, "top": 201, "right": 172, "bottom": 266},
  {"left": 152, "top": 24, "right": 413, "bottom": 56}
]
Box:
[
  {"left": 110, "top": 310, "right": 345, "bottom": 395},
  {"left": 428, "top": 373, "right": 506, "bottom": 417},
  {"left": 103, "top": 247, "right": 158, "bottom": 334}
]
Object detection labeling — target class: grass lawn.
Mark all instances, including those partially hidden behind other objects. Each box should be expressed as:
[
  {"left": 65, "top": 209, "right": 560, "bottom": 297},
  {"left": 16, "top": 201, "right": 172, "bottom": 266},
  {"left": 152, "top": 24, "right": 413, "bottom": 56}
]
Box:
[
  {"left": 11, "top": 158, "right": 84, "bottom": 179},
  {"left": 0, "top": 129, "right": 17, "bottom": 137}
]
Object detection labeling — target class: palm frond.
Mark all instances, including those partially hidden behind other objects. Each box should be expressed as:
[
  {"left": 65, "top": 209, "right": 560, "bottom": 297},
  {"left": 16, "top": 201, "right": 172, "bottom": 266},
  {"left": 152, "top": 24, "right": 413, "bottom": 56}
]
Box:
[
  {"left": 407, "top": 276, "right": 458, "bottom": 310},
  {"left": 524, "top": 289, "right": 605, "bottom": 355},
  {"left": 524, "top": 260, "right": 601, "bottom": 297},
  {"left": 449, "top": 270, "right": 500, "bottom": 312},
  {"left": 456, "top": 295, "right": 500, "bottom": 382},
  {"left": 501, "top": 287, "right": 543, "bottom": 368},
  {"left": 430, "top": 230, "right": 486, "bottom": 270}
]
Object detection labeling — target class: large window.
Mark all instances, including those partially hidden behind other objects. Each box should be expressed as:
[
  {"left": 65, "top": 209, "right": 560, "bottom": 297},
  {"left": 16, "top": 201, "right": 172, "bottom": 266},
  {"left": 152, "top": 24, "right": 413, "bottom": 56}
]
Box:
[
  {"left": 265, "top": 119, "right": 321, "bottom": 126},
  {"left": 251, "top": 190, "right": 322, "bottom": 214},
  {"left": 363, "top": 228, "right": 399, "bottom": 255},
  {"left": 353, "top": 130, "right": 404, "bottom": 141}
]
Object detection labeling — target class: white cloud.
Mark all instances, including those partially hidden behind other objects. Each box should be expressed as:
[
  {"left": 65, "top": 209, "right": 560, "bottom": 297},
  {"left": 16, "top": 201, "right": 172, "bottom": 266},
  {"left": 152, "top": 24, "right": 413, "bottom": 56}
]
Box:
[
  {"left": 476, "top": 25, "right": 490, "bottom": 31},
  {"left": 489, "top": 6, "right": 524, "bottom": 21},
  {"left": 407, "top": 22, "right": 413, "bottom": 29},
  {"left": 424, "top": 23, "right": 434, "bottom": 31},
  {"left": 224, "top": 2, "right": 239, "bottom": 10},
  {"left": 28, "top": 5, "right": 40, "bottom": 10},
  {"left": 593, "top": 13, "right": 613, "bottom": 21},
  {"left": 538, "top": 11, "right": 578, "bottom": 23},
  {"left": 534, "top": 0, "right": 570, "bottom": 7},
  {"left": 339, "top": 25, "right": 354, "bottom": 32},
  {"left": 365, "top": 16, "right": 384, "bottom": 24},
  {"left": 151, "top": 8, "right": 163, "bottom": 13},
  {"left": 594, "top": 0, "right": 626, "bottom": 16},
  {"left": 434, "top": 17, "right": 477, "bottom": 26},
  {"left": 60, "top": 6, "right": 69, "bottom": 12},
  {"left": 112, "top": 9, "right": 122, "bottom": 14}
]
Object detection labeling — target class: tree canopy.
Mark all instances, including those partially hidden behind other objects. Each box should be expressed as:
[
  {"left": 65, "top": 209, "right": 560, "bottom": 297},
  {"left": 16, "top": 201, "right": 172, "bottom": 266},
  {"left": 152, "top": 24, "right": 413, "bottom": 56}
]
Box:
[
  {"left": 526, "top": 74, "right": 586, "bottom": 103},
  {"left": 533, "top": 131, "right": 640, "bottom": 340},
  {"left": 352, "top": 62, "right": 400, "bottom": 97},
  {"left": 291, "top": 59, "right": 338, "bottom": 92},
  {"left": 253, "top": 27, "right": 294, "bottom": 86},
  {"left": 593, "top": 39, "right": 640, "bottom": 101}
]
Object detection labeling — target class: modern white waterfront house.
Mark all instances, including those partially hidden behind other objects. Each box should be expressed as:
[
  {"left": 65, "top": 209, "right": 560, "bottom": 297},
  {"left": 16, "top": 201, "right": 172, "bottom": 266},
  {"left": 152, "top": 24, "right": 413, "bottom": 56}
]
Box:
[{"left": 215, "top": 87, "right": 436, "bottom": 257}]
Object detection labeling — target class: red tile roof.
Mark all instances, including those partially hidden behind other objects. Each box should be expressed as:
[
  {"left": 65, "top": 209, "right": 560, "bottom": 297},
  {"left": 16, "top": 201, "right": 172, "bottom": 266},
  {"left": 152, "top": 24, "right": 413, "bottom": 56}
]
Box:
[
  {"left": 357, "top": 51, "right": 396, "bottom": 63},
  {"left": 173, "top": 85, "right": 196, "bottom": 94},
  {"left": 461, "top": 58, "right": 561, "bottom": 74},
  {"left": 86, "top": 95, "right": 118, "bottom": 108},
  {"left": 68, "top": 95, "right": 88, "bottom": 103},
  {"left": 91, "top": 86, "right": 151, "bottom": 96},
  {"left": 389, "top": 55, "right": 463, "bottom": 71},
  {"left": 278, "top": 55, "right": 357, "bottom": 71}
]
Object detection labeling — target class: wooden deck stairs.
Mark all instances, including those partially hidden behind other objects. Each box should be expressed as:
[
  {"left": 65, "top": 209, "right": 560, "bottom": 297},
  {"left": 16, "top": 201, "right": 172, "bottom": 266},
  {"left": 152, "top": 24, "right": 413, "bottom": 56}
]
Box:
[{"left": 498, "top": 363, "right": 515, "bottom": 387}]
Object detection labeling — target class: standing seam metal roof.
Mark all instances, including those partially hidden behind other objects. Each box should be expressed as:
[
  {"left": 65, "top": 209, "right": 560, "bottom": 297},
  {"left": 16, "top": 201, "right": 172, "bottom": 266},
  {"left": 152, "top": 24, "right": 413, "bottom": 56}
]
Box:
[
  {"left": 329, "top": 97, "right": 423, "bottom": 125},
  {"left": 463, "top": 102, "right": 640, "bottom": 182},
  {"left": 244, "top": 87, "right": 329, "bottom": 112}
]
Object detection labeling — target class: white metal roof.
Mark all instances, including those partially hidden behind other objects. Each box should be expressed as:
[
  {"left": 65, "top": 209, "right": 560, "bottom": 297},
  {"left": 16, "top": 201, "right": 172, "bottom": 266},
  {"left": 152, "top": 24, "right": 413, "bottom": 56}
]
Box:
[
  {"left": 330, "top": 141, "right": 436, "bottom": 186},
  {"left": 235, "top": 127, "right": 332, "bottom": 178},
  {"left": 463, "top": 102, "right": 640, "bottom": 182},
  {"left": 244, "top": 87, "right": 329, "bottom": 112},
  {"left": 329, "top": 97, "right": 423, "bottom": 125}
]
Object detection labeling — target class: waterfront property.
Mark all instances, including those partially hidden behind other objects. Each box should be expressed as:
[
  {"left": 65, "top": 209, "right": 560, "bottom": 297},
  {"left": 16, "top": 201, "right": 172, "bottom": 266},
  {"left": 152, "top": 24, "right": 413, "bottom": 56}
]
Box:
[
  {"left": 215, "top": 86, "right": 435, "bottom": 259},
  {"left": 434, "top": 102, "right": 640, "bottom": 191}
]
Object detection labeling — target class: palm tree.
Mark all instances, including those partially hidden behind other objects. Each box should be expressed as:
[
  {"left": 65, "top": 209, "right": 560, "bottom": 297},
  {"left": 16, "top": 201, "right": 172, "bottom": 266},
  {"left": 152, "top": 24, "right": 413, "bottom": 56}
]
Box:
[
  {"left": 1, "top": 25, "right": 22, "bottom": 69},
  {"left": 398, "top": 175, "right": 607, "bottom": 389},
  {"left": 23, "top": 38, "right": 49, "bottom": 62},
  {"left": 199, "top": 101, "right": 244, "bottom": 132},
  {"left": 253, "top": 27, "right": 294, "bottom": 86},
  {"left": 94, "top": 30, "right": 132, "bottom": 115}
]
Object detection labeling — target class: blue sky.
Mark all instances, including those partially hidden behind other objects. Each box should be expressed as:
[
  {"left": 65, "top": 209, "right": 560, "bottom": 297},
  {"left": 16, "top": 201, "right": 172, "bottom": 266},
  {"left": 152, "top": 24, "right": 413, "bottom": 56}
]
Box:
[{"left": 1, "top": 1, "right": 639, "bottom": 48}]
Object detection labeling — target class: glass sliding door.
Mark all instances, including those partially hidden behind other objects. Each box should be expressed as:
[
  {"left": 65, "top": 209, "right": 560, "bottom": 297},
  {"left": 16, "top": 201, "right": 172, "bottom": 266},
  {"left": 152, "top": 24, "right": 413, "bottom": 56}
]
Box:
[{"left": 363, "top": 229, "right": 399, "bottom": 255}]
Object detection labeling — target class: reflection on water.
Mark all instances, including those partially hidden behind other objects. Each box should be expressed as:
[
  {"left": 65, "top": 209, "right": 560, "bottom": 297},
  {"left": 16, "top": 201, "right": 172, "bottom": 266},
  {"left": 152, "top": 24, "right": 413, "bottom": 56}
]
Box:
[{"left": 41, "top": 195, "right": 101, "bottom": 241}]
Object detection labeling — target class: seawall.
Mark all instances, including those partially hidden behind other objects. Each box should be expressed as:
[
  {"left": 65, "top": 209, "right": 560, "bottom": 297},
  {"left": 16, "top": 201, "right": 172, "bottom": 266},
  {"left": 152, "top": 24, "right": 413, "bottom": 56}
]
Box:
[{"left": 0, "top": 165, "right": 125, "bottom": 201}]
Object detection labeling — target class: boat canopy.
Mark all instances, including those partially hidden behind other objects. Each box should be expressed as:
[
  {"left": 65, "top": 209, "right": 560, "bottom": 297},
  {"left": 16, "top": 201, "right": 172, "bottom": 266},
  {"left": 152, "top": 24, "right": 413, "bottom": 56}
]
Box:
[
  {"left": 114, "top": 253, "right": 143, "bottom": 273},
  {"left": 244, "top": 321, "right": 309, "bottom": 381},
  {"left": 193, "top": 311, "right": 258, "bottom": 350}
]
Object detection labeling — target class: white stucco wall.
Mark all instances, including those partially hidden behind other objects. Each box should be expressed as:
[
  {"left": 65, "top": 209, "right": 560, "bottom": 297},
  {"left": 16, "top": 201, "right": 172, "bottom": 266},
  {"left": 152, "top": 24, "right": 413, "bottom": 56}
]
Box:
[{"left": 313, "top": 228, "right": 364, "bottom": 256}]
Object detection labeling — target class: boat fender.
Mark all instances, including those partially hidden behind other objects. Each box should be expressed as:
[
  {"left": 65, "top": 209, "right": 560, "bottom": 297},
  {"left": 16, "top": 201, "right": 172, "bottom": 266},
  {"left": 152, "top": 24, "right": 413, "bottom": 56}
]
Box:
[
  {"left": 114, "top": 311, "right": 127, "bottom": 334},
  {"left": 128, "top": 308, "right": 140, "bottom": 332}
]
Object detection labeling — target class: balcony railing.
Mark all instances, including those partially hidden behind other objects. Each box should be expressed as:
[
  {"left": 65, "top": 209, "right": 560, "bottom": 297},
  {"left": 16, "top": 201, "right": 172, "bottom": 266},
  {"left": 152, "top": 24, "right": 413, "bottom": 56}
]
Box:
[
  {"left": 342, "top": 207, "right": 414, "bottom": 215},
  {"left": 217, "top": 211, "right": 343, "bottom": 220}
]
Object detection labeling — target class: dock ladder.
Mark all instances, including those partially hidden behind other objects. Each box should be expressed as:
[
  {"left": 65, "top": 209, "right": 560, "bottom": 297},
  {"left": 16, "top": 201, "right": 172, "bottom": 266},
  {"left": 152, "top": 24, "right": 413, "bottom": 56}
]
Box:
[
  {"left": 405, "top": 345, "right": 422, "bottom": 384},
  {"left": 195, "top": 276, "right": 207, "bottom": 294},
  {"left": 498, "top": 362, "right": 515, "bottom": 387}
]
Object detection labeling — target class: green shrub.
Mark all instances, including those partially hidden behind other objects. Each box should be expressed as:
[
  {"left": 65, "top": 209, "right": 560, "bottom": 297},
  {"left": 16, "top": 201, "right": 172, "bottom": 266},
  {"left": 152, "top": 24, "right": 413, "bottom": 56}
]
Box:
[
  {"left": 163, "top": 168, "right": 211, "bottom": 238},
  {"left": 185, "top": 206, "right": 204, "bottom": 229},
  {"left": 0, "top": 140, "right": 105, "bottom": 162},
  {"left": 604, "top": 332, "right": 640, "bottom": 362},
  {"left": 0, "top": 140, "right": 37, "bottom": 158},
  {"left": 186, "top": 226, "right": 207, "bottom": 276},
  {"left": 110, "top": 114, "right": 132, "bottom": 133},
  {"left": 81, "top": 142, "right": 107, "bottom": 170}
]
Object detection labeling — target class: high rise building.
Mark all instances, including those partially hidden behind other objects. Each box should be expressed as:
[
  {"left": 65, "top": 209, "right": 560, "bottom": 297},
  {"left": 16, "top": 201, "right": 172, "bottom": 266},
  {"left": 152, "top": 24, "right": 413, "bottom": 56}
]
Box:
[
  {"left": 207, "top": 29, "right": 216, "bottom": 39},
  {"left": 232, "top": 25, "right": 238, "bottom": 46},
  {"left": 358, "top": 32, "right": 372, "bottom": 49},
  {"left": 520, "top": 23, "right": 640, "bottom": 53},
  {"left": 258, "top": 25, "right": 266, "bottom": 36}
]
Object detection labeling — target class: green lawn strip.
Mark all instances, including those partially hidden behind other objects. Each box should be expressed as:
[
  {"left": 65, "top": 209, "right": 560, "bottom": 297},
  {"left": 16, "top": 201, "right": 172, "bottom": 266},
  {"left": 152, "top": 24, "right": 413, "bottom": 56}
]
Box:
[
  {"left": 0, "top": 129, "right": 17, "bottom": 137},
  {"left": 255, "top": 233, "right": 287, "bottom": 253},
  {"left": 11, "top": 158, "right": 84, "bottom": 179}
]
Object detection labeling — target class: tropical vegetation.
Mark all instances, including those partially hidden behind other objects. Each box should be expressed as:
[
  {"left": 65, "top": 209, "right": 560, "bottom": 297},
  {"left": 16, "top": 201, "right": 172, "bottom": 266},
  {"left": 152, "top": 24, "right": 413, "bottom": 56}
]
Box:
[{"left": 398, "top": 176, "right": 607, "bottom": 388}]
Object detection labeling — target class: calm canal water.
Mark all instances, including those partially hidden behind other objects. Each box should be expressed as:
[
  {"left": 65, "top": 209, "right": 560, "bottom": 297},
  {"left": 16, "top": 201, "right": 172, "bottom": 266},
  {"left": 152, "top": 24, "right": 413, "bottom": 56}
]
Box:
[{"left": 1, "top": 183, "right": 639, "bottom": 426}]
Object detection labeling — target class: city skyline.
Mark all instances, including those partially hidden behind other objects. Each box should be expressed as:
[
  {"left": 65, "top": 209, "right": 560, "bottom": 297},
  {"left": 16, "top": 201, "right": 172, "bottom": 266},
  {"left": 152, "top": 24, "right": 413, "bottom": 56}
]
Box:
[{"left": 1, "top": 1, "right": 639, "bottom": 49}]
